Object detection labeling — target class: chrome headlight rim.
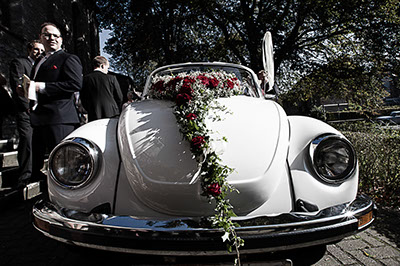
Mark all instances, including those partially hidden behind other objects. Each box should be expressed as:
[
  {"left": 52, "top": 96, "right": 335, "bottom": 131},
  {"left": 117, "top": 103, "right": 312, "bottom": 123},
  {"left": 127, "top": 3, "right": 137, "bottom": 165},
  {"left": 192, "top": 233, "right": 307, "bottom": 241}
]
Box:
[
  {"left": 49, "top": 137, "right": 101, "bottom": 189},
  {"left": 309, "top": 134, "right": 357, "bottom": 184}
]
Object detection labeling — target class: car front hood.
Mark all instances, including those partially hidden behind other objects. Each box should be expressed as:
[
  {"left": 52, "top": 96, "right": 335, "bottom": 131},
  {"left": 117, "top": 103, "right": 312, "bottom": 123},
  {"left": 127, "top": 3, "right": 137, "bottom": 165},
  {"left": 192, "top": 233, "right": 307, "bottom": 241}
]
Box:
[{"left": 118, "top": 96, "right": 289, "bottom": 216}]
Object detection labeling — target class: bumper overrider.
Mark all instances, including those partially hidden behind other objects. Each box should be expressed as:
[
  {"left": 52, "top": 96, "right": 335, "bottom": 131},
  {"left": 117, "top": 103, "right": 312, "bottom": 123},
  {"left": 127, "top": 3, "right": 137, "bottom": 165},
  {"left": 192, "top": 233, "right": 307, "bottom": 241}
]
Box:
[{"left": 33, "top": 195, "right": 375, "bottom": 256}]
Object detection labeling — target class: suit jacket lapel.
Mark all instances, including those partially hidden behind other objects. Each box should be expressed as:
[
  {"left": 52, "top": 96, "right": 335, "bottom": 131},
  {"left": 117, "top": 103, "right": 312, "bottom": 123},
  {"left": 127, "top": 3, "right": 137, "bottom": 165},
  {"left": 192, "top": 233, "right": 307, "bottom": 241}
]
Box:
[
  {"left": 33, "top": 50, "right": 63, "bottom": 80},
  {"left": 31, "top": 54, "right": 45, "bottom": 79}
]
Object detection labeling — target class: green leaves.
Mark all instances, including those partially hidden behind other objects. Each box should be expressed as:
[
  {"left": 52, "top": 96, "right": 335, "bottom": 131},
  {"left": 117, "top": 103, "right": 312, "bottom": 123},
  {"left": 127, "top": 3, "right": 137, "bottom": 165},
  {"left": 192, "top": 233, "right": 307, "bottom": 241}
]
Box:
[
  {"left": 334, "top": 121, "right": 400, "bottom": 208},
  {"left": 98, "top": 0, "right": 400, "bottom": 101},
  {"left": 188, "top": 120, "right": 199, "bottom": 131},
  {"left": 279, "top": 55, "right": 389, "bottom": 117}
]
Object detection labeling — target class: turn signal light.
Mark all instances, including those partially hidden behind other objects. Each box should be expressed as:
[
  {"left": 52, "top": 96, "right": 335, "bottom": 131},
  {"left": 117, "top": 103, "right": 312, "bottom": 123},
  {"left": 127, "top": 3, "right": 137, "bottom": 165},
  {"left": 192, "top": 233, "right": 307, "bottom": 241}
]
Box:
[{"left": 358, "top": 211, "right": 374, "bottom": 229}]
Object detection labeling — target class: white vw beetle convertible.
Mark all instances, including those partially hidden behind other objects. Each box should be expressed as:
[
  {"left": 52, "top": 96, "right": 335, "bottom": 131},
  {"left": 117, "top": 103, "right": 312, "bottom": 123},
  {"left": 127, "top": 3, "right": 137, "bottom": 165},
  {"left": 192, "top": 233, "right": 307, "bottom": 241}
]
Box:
[{"left": 33, "top": 34, "right": 375, "bottom": 257}]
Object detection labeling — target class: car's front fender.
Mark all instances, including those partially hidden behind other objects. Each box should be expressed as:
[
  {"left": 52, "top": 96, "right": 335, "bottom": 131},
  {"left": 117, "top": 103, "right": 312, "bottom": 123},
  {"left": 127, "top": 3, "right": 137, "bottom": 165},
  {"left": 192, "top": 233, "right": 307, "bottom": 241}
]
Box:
[
  {"left": 48, "top": 118, "right": 121, "bottom": 213},
  {"left": 287, "top": 116, "right": 358, "bottom": 211}
]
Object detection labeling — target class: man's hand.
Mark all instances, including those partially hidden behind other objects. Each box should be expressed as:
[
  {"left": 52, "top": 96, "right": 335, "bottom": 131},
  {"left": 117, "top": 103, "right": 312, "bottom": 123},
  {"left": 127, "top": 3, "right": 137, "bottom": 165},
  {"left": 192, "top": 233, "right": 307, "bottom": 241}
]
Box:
[{"left": 16, "top": 84, "right": 26, "bottom": 97}]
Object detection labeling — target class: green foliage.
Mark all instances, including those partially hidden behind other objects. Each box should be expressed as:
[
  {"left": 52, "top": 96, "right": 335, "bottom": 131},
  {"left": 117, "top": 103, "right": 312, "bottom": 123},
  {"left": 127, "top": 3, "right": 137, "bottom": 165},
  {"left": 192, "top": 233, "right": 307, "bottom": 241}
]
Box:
[
  {"left": 279, "top": 56, "right": 389, "bottom": 115},
  {"left": 97, "top": 0, "right": 400, "bottom": 95},
  {"left": 310, "top": 105, "right": 327, "bottom": 121},
  {"left": 333, "top": 121, "right": 400, "bottom": 208}
]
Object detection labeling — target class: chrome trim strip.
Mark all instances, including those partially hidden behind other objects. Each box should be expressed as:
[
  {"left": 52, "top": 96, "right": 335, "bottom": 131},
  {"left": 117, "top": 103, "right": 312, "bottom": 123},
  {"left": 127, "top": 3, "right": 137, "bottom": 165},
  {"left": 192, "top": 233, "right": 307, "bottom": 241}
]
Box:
[
  {"left": 32, "top": 225, "right": 354, "bottom": 256},
  {"left": 33, "top": 195, "right": 375, "bottom": 255}
]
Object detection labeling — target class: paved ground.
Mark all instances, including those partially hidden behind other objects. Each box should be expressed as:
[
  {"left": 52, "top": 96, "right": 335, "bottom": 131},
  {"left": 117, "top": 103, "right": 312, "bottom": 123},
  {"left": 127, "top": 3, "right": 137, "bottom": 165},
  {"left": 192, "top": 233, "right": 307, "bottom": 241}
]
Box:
[
  {"left": 313, "top": 206, "right": 400, "bottom": 266},
  {"left": 0, "top": 194, "right": 399, "bottom": 265}
]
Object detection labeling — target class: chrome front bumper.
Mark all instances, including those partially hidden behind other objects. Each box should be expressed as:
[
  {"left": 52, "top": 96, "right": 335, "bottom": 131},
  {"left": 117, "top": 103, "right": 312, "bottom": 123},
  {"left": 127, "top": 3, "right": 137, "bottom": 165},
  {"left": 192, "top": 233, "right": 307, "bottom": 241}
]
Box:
[{"left": 33, "top": 195, "right": 375, "bottom": 256}]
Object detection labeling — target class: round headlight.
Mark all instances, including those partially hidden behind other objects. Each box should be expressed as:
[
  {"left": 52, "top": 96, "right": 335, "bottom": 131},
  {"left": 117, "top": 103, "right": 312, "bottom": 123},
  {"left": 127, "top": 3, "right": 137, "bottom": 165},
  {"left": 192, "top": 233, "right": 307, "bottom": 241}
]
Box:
[
  {"left": 49, "top": 138, "right": 101, "bottom": 188},
  {"left": 309, "top": 134, "right": 356, "bottom": 184}
]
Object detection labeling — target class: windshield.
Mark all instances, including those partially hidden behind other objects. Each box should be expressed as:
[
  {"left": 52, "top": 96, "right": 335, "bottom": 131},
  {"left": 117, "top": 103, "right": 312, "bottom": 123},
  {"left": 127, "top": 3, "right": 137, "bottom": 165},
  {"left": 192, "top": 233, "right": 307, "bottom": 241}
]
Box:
[{"left": 144, "top": 64, "right": 261, "bottom": 98}]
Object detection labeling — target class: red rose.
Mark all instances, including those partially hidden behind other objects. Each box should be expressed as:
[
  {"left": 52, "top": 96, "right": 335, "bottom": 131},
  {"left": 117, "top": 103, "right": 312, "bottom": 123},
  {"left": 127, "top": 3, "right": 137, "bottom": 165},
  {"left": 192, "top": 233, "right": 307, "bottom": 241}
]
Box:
[
  {"left": 183, "top": 77, "right": 196, "bottom": 84},
  {"left": 179, "top": 83, "right": 193, "bottom": 95},
  {"left": 186, "top": 113, "right": 197, "bottom": 120},
  {"left": 226, "top": 80, "right": 234, "bottom": 89},
  {"left": 152, "top": 80, "right": 165, "bottom": 92},
  {"left": 209, "top": 78, "right": 219, "bottom": 88},
  {"left": 51, "top": 65, "right": 58, "bottom": 70},
  {"left": 197, "top": 75, "right": 210, "bottom": 86},
  {"left": 207, "top": 183, "right": 221, "bottom": 197},
  {"left": 176, "top": 93, "right": 191, "bottom": 106},
  {"left": 191, "top": 136, "right": 205, "bottom": 149},
  {"left": 167, "top": 77, "right": 182, "bottom": 90}
]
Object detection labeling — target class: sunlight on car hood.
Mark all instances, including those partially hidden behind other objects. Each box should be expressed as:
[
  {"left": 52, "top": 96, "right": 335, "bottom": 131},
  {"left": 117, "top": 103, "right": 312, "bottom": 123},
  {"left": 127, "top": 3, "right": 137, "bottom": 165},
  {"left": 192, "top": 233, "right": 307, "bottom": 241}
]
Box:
[{"left": 118, "top": 96, "right": 287, "bottom": 216}]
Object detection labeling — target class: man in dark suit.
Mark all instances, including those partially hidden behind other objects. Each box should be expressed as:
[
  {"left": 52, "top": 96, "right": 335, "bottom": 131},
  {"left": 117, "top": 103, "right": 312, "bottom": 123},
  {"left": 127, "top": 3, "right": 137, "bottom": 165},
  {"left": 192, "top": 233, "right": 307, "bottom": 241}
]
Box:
[
  {"left": 81, "top": 56, "right": 123, "bottom": 122},
  {"left": 0, "top": 73, "right": 12, "bottom": 139},
  {"left": 9, "top": 40, "right": 44, "bottom": 187},
  {"left": 29, "top": 22, "right": 82, "bottom": 182}
]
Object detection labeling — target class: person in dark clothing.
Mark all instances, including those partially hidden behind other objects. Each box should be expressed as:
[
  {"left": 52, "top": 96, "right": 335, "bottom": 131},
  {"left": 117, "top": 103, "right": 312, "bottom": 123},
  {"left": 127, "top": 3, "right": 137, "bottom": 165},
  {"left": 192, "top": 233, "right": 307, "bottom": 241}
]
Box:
[
  {"left": 81, "top": 56, "right": 123, "bottom": 122},
  {"left": 9, "top": 40, "right": 44, "bottom": 187},
  {"left": 0, "top": 73, "right": 13, "bottom": 139},
  {"left": 29, "top": 22, "right": 82, "bottom": 183}
]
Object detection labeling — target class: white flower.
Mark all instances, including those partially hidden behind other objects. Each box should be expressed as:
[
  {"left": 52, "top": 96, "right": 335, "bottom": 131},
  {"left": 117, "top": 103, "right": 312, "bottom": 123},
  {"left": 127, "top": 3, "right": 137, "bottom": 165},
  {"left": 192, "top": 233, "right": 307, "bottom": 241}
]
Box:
[{"left": 222, "top": 232, "right": 230, "bottom": 242}]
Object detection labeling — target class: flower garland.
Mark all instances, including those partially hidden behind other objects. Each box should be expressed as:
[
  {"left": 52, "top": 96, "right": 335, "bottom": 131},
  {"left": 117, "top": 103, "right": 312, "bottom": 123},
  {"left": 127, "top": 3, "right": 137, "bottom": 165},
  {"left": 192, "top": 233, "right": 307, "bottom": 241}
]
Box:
[{"left": 149, "top": 69, "right": 245, "bottom": 259}]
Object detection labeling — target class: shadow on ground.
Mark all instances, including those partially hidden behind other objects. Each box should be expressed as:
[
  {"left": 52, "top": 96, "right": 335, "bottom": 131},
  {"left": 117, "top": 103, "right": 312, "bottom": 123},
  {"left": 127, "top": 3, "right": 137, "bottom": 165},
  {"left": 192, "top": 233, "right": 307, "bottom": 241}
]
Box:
[{"left": 371, "top": 204, "right": 400, "bottom": 248}]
